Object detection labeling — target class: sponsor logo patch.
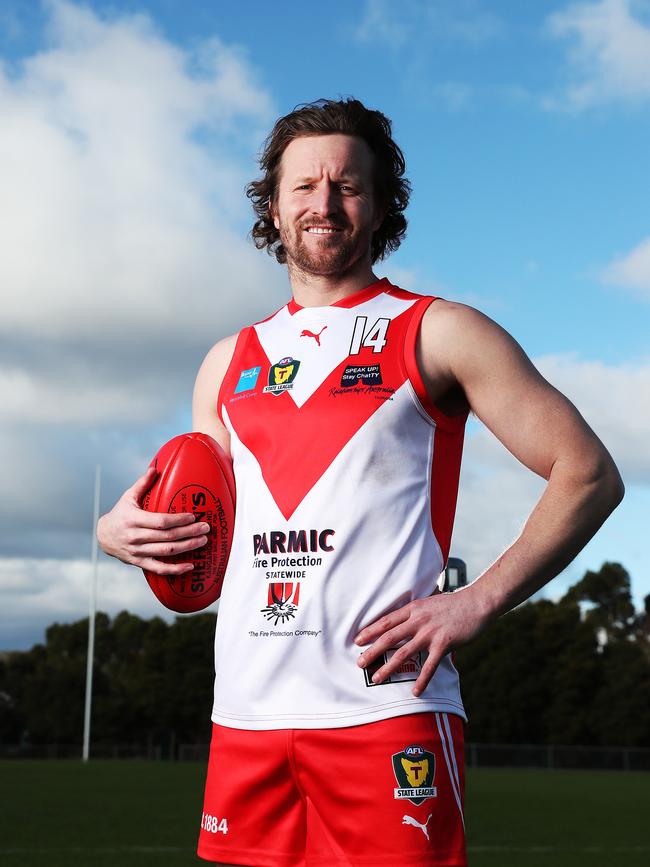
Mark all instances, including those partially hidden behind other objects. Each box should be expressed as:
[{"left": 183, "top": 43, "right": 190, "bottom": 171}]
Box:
[
  {"left": 263, "top": 357, "right": 301, "bottom": 395},
  {"left": 253, "top": 528, "right": 335, "bottom": 556},
  {"left": 234, "top": 366, "right": 261, "bottom": 394},
  {"left": 261, "top": 582, "right": 300, "bottom": 625},
  {"left": 392, "top": 744, "right": 437, "bottom": 805},
  {"left": 340, "top": 363, "right": 382, "bottom": 387},
  {"left": 363, "top": 649, "right": 425, "bottom": 687}
]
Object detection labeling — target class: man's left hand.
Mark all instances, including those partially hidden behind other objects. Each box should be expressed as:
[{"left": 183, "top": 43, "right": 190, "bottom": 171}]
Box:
[{"left": 354, "top": 586, "right": 488, "bottom": 696}]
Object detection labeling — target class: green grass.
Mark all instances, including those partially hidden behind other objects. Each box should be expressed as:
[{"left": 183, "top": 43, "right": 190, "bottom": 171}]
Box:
[
  {"left": 0, "top": 760, "right": 205, "bottom": 867},
  {"left": 465, "top": 767, "right": 650, "bottom": 867},
  {"left": 0, "top": 761, "right": 648, "bottom": 866}
]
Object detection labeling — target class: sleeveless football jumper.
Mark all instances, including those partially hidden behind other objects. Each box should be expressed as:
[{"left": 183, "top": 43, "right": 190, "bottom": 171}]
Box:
[{"left": 212, "top": 278, "right": 468, "bottom": 730}]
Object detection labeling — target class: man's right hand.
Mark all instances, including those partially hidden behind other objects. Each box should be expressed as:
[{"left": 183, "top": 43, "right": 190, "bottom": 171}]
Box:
[{"left": 96, "top": 467, "right": 210, "bottom": 575}]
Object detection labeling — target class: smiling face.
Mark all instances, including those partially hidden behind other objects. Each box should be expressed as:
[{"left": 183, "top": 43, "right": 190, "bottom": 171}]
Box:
[{"left": 270, "top": 134, "right": 383, "bottom": 280}]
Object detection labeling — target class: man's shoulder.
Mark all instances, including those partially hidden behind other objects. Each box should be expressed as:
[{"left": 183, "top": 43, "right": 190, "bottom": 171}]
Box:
[
  {"left": 195, "top": 332, "right": 240, "bottom": 385},
  {"left": 206, "top": 331, "right": 240, "bottom": 360},
  {"left": 199, "top": 299, "right": 290, "bottom": 371},
  {"left": 420, "top": 298, "right": 495, "bottom": 343},
  {"left": 418, "top": 297, "right": 527, "bottom": 386}
]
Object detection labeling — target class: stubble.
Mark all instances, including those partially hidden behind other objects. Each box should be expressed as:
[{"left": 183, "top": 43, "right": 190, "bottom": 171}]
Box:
[{"left": 278, "top": 219, "right": 373, "bottom": 279}]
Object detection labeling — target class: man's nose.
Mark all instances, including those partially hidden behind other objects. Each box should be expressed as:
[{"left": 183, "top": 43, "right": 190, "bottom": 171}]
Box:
[{"left": 310, "top": 182, "right": 338, "bottom": 216}]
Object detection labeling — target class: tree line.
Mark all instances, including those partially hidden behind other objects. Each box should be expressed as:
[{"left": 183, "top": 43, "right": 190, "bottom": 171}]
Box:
[
  {"left": 0, "top": 609, "right": 217, "bottom": 750},
  {"left": 1, "top": 562, "right": 648, "bottom": 749}
]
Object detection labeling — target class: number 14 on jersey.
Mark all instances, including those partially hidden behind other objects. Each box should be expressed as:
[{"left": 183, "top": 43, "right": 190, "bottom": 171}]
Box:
[{"left": 349, "top": 316, "right": 390, "bottom": 355}]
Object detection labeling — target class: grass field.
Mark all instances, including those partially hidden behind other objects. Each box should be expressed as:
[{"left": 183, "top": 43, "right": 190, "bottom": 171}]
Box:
[{"left": 0, "top": 760, "right": 648, "bottom": 866}]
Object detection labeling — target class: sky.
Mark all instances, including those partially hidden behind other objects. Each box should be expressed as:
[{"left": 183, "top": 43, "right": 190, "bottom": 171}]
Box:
[{"left": 0, "top": 0, "right": 648, "bottom": 650}]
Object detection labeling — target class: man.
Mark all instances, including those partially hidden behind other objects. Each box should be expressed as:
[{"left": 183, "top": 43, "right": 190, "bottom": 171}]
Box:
[{"left": 98, "top": 98, "right": 623, "bottom": 866}]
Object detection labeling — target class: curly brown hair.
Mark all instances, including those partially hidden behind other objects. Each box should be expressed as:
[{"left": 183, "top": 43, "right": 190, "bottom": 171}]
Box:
[{"left": 246, "top": 98, "right": 411, "bottom": 265}]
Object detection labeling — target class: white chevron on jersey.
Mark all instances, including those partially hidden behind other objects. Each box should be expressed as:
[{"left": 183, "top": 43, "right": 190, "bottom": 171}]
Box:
[
  {"left": 211, "top": 278, "right": 468, "bottom": 730},
  {"left": 255, "top": 292, "right": 414, "bottom": 408}
]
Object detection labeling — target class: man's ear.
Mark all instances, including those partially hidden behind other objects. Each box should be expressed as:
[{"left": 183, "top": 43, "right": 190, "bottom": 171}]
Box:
[
  {"left": 372, "top": 202, "right": 387, "bottom": 233},
  {"left": 269, "top": 197, "right": 279, "bottom": 231}
]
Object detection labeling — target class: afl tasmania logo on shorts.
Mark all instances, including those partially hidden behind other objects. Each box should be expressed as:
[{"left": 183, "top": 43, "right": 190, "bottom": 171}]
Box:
[
  {"left": 392, "top": 744, "right": 437, "bottom": 805},
  {"left": 264, "top": 357, "right": 301, "bottom": 395}
]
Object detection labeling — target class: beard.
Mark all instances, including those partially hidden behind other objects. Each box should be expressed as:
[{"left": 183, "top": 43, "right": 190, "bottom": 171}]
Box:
[{"left": 278, "top": 218, "right": 373, "bottom": 277}]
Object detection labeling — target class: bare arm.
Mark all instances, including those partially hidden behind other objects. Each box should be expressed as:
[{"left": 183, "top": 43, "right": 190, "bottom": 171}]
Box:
[
  {"left": 356, "top": 302, "right": 624, "bottom": 694},
  {"left": 97, "top": 333, "right": 237, "bottom": 573},
  {"left": 191, "top": 333, "right": 238, "bottom": 454},
  {"left": 426, "top": 302, "right": 624, "bottom": 613}
]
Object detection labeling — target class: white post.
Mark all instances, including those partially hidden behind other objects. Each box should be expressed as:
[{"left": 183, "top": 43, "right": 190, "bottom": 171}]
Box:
[{"left": 83, "top": 464, "right": 101, "bottom": 762}]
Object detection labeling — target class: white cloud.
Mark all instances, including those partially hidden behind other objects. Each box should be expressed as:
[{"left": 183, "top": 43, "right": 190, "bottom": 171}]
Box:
[
  {"left": 1, "top": 4, "right": 276, "bottom": 338},
  {"left": 0, "top": 1, "right": 290, "bottom": 569},
  {"left": 0, "top": 365, "right": 160, "bottom": 425},
  {"left": 602, "top": 236, "right": 650, "bottom": 299},
  {"left": 545, "top": 0, "right": 650, "bottom": 109},
  {"left": 0, "top": 555, "right": 205, "bottom": 650},
  {"left": 0, "top": 423, "right": 159, "bottom": 561},
  {"left": 536, "top": 354, "right": 650, "bottom": 484}
]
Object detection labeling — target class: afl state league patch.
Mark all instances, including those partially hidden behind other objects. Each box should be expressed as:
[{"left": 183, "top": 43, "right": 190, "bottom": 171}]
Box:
[
  {"left": 392, "top": 744, "right": 437, "bottom": 805},
  {"left": 264, "top": 357, "right": 301, "bottom": 395}
]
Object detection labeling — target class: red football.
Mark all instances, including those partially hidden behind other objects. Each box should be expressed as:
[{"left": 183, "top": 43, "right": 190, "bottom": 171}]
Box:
[{"left": 141, "top": 432, "right": 236, "bottom": 613}]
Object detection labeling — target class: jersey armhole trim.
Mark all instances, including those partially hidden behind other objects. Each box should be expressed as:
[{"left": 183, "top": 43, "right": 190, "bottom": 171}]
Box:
[
  {"left": 216, "top": 327, "right": 251, "bottom": 425},
  {"left": 403, "top": 296, "right": 468, "bottom": 433}
]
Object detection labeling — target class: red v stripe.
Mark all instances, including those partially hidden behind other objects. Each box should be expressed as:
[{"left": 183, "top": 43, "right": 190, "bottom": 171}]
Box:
[{"left": 223, "top": 310, "right": 413, "bottom": 519}]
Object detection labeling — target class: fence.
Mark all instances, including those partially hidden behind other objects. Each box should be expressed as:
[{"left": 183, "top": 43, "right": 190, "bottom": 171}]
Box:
[
  {"left": 2, "top": 741, "right": 650, "bottom": 771},
  {"left": 464, "top": 742, "right": 650, "bottom": 772},
  {"left": 0, "top": 742, "right": 162, "bottom": 760}
]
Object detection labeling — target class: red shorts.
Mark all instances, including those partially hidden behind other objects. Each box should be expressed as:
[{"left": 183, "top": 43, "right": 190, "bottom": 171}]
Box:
[{"left": 197, "top": 712, "right": 466, "bottom": 867}]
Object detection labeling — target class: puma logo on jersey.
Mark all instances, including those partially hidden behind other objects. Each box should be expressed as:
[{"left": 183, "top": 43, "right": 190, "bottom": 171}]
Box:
[
  {"left": 300, "top": 326, "right": 327, "bottom": 345},
  {"left": 402, "top": 814, "right": 432, "bottom": 841}
]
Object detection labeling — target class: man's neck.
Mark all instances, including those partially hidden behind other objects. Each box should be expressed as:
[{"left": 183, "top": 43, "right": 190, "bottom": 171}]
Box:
[{"left": 288, "top": 260, "right": 380, "bottom": 308}]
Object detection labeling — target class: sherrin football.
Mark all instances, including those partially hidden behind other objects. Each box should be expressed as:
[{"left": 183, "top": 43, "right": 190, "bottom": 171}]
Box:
[{"left": 141, "top": 432, "right": 236, "bottom": 613}]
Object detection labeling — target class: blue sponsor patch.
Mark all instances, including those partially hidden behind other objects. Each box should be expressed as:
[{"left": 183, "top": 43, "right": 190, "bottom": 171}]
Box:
[{"left": 234, "top": 366, "right": 261, "bottom": 394}]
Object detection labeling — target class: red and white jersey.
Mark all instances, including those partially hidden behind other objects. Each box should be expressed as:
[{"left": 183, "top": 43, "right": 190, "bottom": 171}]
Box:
[{"left": 212, "top": 278, "right": 467, "bottom": 729}]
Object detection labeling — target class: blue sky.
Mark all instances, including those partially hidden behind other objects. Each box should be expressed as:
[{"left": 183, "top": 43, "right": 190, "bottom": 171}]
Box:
[{"left": 0, "top": 0, "right": 648, "bottom": 648}]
